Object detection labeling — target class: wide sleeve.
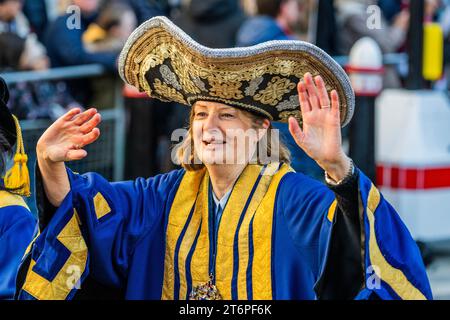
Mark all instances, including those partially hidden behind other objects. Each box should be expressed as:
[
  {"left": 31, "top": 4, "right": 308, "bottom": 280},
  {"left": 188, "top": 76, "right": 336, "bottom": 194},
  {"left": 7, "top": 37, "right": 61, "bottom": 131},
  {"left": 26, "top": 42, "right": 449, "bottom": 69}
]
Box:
[
  {"left": 16, "top": 166, "right": 183, "bottom": 300},
  {"left": 0, "top": 206, "right": 37, "bottom": 300},
  {"left": 278, "top": 168, "right": 432, "bottom": 300}
]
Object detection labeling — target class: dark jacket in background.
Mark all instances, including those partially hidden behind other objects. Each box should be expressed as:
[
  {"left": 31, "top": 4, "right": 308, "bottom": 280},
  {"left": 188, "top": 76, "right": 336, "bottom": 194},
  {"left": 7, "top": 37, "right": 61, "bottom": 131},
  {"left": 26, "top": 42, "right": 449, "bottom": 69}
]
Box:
[
  {"left": 44, "top": 13, "right": 118, "bottom": 105},
  {"left": 44, "top": 13, "right": 117, "bottom": 71},
  {"left": 173, "top": 0, "right": 246, "bottom": 48},
  {"left": 126, "top": 0, "right": 172, "bottom": 23},
  {"left": 22, "top": 0, "right": 48, "bottom": 42},
  {"left": 315, "top": 0, "right": 339, "bottom": 56},
  {"left": 378, "top": 0, "right": 402, "bottom": 23}
]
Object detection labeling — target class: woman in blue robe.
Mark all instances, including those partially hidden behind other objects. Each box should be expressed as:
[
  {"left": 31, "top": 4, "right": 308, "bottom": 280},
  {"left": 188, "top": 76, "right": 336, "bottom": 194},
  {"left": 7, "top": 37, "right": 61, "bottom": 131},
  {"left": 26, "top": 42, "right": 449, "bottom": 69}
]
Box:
[
  {"left": 0, "top": 77, "right": 37, "bottom": 299},
  {"left": 16, "top": 17, "right": 431, "bottom": 300}
]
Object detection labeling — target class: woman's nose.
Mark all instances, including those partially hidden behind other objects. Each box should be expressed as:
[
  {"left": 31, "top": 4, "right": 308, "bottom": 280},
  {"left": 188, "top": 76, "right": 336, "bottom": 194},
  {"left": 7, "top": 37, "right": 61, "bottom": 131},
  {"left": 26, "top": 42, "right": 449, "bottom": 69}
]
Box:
[{"left": 203, "top": 113, "right": 219, "bottom": 131}]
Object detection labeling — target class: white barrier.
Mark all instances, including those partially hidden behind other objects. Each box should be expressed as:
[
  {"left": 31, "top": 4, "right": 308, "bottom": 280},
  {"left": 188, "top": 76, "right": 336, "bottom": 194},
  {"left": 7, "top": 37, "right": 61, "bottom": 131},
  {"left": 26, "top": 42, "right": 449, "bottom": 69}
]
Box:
[{"left": 376, "top": 89, "right": 450, "bottom": 241}]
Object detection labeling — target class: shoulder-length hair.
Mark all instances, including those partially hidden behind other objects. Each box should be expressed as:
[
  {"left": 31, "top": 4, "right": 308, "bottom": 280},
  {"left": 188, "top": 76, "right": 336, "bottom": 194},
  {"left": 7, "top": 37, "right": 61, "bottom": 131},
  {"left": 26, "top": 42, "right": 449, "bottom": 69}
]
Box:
[{"left": 175, "top": 106, "right": 291, "bottom": 171}]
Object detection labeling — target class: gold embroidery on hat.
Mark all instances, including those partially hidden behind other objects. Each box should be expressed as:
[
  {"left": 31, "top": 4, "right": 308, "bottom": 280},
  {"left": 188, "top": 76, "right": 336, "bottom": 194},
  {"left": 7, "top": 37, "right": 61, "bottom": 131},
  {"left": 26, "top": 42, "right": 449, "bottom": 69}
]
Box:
[
  {"left": 121, "top": 26, "right": 349, "bottom": 124},
  {"left": 273, "top": 59, "right": 297, "bottom": 77},
  {"left": 279, "top": 110, "right": 302, "bottom": 123},
  {"left": 153, "top": 78, "right": 187, "bottom": 104},
  {"left": 209, "top": 80, "right": 244, "bottom": 100},
  {"left": 254, "top": 77, "right": 296, "bottom": 106}
]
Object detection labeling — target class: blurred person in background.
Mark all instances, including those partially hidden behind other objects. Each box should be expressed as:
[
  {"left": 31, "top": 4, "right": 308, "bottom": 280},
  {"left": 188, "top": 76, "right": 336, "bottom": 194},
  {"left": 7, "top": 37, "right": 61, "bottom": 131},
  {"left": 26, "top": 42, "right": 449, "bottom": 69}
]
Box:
[
  {"left": 236, "top": 0, "right": 300, "bottom": 46},
  {"left": 126, "top": 0, "right": 178, "bottom": 23},
  {"left": 335, "top": 0, "right": 410, "bottom": 88},
  {"left": 44, "top": 0, "right": 118, "bottom": 71},
  {"left": 173, "top": 0, "right": 246, "bottom": 48},
  {"left": 377, "top": 0, "right": 403, "bottom": 23},
  {"left": 0, "top": 0, "right": 49, "bottom": 70},
  {"left": 0, "top": 33, "right": 80, "bottom": 120},
  {"left": 0, "top": 32, "right": 49, "bottom": 71},
  {"left": 335, "top": 0, "right": 410, "bottom": 56},
  {"left": 22, "top": 0, "right": 49, "bottom": 42},
  {"left": 84, "top": 1, "right": 137, "bottom": 55},
  {"left": 236, "top": 0, "right": 324, "bottom": 180},
  {"left": 84, "top": 1, "right": 138, "bottom": 109},
  {"left": 44, "top": 0, "right": 118, "bottom": 105}
]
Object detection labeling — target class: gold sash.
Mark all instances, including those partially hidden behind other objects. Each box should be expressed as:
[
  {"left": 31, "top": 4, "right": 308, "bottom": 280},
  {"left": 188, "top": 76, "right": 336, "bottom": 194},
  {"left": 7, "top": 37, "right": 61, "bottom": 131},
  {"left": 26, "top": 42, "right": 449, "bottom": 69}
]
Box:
[{"left": 161, "top": 162, "right": 293, "bottom": 300}]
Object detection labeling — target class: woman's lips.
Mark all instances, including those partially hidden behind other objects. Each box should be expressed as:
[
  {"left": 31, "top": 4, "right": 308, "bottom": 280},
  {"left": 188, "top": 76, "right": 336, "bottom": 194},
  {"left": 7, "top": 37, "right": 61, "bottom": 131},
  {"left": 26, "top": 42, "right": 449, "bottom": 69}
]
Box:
[{"left": 202, "top": 140, "right": 226, "bottom": 148}]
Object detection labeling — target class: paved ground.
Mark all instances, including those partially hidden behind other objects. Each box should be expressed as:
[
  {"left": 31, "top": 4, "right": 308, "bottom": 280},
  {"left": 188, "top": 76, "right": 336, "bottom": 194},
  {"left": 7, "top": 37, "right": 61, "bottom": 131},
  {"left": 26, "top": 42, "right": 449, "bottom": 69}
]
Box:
[{"left": 427, "top": 255, "right": 450, "bottom": 300}]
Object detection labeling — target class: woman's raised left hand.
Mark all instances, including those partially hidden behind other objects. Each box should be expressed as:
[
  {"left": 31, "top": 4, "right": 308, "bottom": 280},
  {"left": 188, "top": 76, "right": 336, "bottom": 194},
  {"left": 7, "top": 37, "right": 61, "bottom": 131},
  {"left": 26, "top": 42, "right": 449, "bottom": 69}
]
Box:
[{"left": 288, "top": 72, "right": 351, "bottom": 182}]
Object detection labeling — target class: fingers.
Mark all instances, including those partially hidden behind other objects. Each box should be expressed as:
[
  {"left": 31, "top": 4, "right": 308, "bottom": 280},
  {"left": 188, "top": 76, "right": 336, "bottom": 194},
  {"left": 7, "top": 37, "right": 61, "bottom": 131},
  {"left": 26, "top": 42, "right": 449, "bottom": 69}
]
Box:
[
  {"left": 73, "top": 108, "right": 98, "bottom": 126},
  {"left": 304, "top": 73, "right": 320, "bottom": 110},
  {"left": 79, "top": 113, "right": 102, "bottom": 134},
  {"left": 314, "top": 76, "right": 331, "bottom": 108},
  {"left": 288, "top": 116, "right": 305, "bottom": 146},
  {"left": 62, "top": 107, "right": 82, "bottom": 121},
  {"left": 66, "top": 149, "right": 88, "bottom": 161},
  {"left": 331, "top": 90, "right": 340, "bottom": 118},
  {"left": 81, "top": 127, "right": 101, "bottom": 146},
  {"left": 297, "top": 81, "right": 311, "bottom": 113}
]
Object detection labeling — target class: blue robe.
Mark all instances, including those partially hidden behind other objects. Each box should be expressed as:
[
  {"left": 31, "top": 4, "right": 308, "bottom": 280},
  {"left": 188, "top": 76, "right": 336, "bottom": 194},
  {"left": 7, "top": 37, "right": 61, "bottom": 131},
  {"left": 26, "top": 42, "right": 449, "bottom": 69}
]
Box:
[
  {"left": 17, "top": 163, "right": 432, "bottom": 300},
  {"left": 0, "top": 190, "right": 37, "bottom": 299}
]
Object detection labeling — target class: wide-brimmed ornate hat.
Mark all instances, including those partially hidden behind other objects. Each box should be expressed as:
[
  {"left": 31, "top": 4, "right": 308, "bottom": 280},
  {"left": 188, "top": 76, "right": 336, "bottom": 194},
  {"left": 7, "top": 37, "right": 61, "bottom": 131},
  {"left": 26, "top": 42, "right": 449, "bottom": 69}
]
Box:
[{"left": 119, "top": 16, "right": 355, "bottom": 127}]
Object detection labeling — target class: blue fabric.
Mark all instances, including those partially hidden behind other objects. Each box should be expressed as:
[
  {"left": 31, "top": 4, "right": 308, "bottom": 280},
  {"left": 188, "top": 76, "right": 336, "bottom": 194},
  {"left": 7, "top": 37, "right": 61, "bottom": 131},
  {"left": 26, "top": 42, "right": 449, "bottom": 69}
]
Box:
[
  {"left": 236, "top": 16, "right": 291, "bottom": 47},
  {"left": 358, "top": 170, "right": 433, "bottom": 300},
  {"left": 0, "top": 204, "right": 37, "bottom": 299},
  {"left": 18, "top": 166, "right": 432, "bottom": 300},
  {"left": 274, "top": 122, "right": 324, "bottom": 181}
]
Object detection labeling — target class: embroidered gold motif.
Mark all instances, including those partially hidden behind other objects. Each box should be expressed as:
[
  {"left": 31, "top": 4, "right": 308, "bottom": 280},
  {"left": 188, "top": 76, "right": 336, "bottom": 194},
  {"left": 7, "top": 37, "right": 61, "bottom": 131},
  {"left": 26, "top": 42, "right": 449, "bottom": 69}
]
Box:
[
  {"left": 209, "top": 80, "right": 244, "bottom": 100},
  {"left": 273, "top": 59, "right": 297, "bottom": 77},
  {"left": 121, "top": 26, "right": 349, "bottom": 125},
  {"left": 170, "top": 50, "right": 202, "bottom": 94},
  {"left": 279, "top": 110, "right": 302, "bottom": 124},
  {"left": 153, "top": 78, "right": 187, "bottom": 104},
  {"left": 254, "top": 77, "right": 296, "bottom": 106}
]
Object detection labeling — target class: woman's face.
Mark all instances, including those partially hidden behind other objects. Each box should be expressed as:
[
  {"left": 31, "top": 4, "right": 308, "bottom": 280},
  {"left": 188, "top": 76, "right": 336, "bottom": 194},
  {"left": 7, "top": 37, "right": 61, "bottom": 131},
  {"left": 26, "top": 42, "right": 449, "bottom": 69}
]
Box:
[{"left": 192, "top": 101, "right": 267, "bottom": 166}]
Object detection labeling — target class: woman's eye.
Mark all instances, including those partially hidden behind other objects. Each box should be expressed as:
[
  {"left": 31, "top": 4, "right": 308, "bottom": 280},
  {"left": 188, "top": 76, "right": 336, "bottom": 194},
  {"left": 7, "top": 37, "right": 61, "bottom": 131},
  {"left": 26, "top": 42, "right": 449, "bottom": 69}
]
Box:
[
  {"left": 195, "top": 112, "right": 207, "bottom": 118},
  {"left": 221, "top": 113, "right": 235, "bottom": 119}
]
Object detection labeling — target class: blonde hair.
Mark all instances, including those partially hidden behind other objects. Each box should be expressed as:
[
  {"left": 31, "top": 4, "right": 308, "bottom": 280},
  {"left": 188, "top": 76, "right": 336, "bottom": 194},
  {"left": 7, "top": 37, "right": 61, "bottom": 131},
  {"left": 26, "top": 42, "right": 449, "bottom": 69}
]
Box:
[{"left": 176, "top": 106, "right": 291, "bottom": 171}]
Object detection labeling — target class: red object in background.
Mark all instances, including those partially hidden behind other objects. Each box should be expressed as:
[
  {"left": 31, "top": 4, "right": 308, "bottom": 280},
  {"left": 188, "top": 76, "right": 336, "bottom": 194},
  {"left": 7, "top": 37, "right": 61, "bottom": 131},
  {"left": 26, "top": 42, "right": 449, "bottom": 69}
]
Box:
[
  {"left": 377, "top": 165, "right": 450, "bottom": 190},
  {"left": 401, "top": 0, "right": 410, "bottom": 10}
]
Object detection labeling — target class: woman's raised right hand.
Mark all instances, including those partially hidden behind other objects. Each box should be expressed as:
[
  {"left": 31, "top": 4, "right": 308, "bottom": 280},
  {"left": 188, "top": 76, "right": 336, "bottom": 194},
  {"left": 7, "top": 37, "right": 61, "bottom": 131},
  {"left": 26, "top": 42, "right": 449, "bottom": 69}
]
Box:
[{"left": 36, "top": 108, "right": 102, "bottom": 163}]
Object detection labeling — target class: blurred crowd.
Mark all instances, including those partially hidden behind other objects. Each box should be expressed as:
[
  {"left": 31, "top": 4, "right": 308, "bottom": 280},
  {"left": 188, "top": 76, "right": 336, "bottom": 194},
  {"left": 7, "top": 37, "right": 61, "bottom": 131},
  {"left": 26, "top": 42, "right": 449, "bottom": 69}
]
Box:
[
  {"left": 0, "top": 0, "right": 449, "bottom": 176},
  {"left": 1, "top": 0, "right": 449, "bottom": 114}
]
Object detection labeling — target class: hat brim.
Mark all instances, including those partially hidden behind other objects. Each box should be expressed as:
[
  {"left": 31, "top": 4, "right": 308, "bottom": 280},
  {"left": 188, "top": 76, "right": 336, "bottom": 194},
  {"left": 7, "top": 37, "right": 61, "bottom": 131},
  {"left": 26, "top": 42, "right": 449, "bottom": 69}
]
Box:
[
  {"left": 0, "top": 77, "right": 16, "bottom": 148},
  {"left": 119, "top": 16, "right": 355, "bottom": 127}
]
